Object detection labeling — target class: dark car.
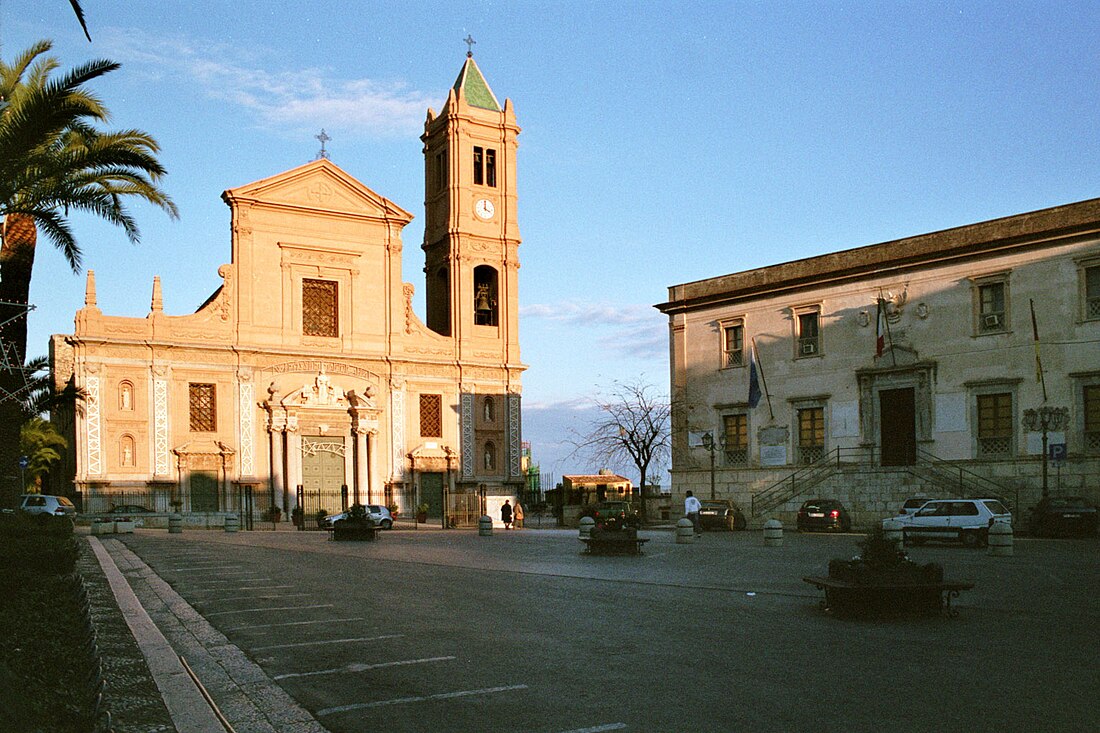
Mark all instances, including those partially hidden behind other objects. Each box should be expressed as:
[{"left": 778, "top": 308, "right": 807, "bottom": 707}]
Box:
[
  {"left": 583, "top": 501, "right": 641, "bottom": 530},
  {"left": 699, "top": 499, "right": 747, "bottom": 531},
  {"left": 1028, "top": 496, "right": 1098, "bottom": 537},
  {"left": 796, "top": 498, "right": 852, "bottom": 532}
]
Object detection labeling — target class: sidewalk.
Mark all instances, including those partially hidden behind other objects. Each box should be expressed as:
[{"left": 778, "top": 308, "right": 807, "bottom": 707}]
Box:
[{"left": 82, "top": 533, "right": 328, "bottom": 733}]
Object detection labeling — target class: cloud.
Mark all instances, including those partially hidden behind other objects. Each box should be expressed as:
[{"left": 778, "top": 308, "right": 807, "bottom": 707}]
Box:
[
  {"left": 101, "top": 29, "right": 435, "bottom": 137},
  {"left": 521, "top": 301, "right": 658, "bottom": 327}
]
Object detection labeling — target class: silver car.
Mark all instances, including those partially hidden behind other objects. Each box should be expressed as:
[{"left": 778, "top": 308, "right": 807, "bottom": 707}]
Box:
[
  {"left": 888, "top": 498, "right": 1011, "bottom": 548},
  {"left": 322, "top": 504, "right": 394, "bottom": 530},
  {"left": 19, "top": 494, "right": 77, "bottom": 519}
]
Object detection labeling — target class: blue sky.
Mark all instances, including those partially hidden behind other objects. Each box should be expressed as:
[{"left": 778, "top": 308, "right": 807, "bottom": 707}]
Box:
[{"left": 4, "top": 1, "right": 1099, "bottom": 483}]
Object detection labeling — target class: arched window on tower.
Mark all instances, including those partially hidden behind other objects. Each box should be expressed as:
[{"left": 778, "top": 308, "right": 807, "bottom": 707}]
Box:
[
  {"left": 473, "top": 265, "right": 498, "bottom": 327},
  {"left": 483, "top": 441, "right": 497, "bottom": 471}
]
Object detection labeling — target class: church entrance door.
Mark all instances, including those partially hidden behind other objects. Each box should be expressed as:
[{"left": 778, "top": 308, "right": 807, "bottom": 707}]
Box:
[
  {"left": 420, "top": 472, "right": 444, "bottom": 518},
  {"left": 302, "top": 436, "right": 346, "bottom": 516},
  {"left": 880, "top": 388, "right": 916, "bottom": 466}
]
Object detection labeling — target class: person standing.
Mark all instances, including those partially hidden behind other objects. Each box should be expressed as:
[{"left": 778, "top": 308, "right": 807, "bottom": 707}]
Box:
[
  {"left": 685, "top": 490, "right": 702, "bottom": 536},
  {"left": 501, "top": 499, "right": 513, "bottom": 529},
  {"left": 513, "top": 502, "right": 524, "bottom": 529}
]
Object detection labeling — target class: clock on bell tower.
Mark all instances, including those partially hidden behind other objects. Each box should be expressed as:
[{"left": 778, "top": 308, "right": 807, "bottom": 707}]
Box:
[{"left": 421, "top": 53, "right": 520, "bottom": 366}]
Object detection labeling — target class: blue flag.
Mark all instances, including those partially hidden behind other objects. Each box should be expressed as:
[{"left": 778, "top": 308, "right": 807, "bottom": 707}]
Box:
[{"left": 748, "top": 344, "right": 761, "bottom": 408}]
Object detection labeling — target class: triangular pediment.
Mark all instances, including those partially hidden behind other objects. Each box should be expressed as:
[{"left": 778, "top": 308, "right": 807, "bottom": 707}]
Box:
[{"left": 222, "top": 158, "right": 413, "bottom": 223}]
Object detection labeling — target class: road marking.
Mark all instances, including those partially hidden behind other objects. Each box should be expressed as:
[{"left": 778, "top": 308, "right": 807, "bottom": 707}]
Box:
[
  {"left": 191, "top": 591, "right": 306, "bottom": 600},
  {"left": 274, "top": 655, "right": 455, "bottom": 680},
  {"left": 317, "top": 684, "right": 528, "bottom": 715},
  {"left": 167, "top": 565, "right": 241, "bottom": 571},
  {"left": 204, "top": 603, "right": 334, "bottom": 617},
  {"left": 559, "top": 725, "right": 628, "bottom": 733},
  {"left": 187, "top": 578, "right": 273, "bottom": 585},
  {"left": 224, "top": 616, "right": 365, "bottom": 631},
  {"left": 252, "top": 634, "right": 403, "bottom": 651}
]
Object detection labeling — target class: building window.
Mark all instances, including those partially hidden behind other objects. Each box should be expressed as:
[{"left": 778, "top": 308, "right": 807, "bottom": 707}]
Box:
[
  {"left": 973, "top": 276, "right": 1009, "bottom": 333},
  {"left": 485, "top": 149, "right": 496, "bottom": 187},
  {"left": 118, "top": 381, "right": 134, "bottom": 411},
  {"left": 797, "top": 407, "right": 825, "bottom": 464},
  {"left": 976, "top": 393, "right": 1013, "bottom": 457},
  {"left": 1084, "top": 264, "right": 1100, "bottom": 321},
  {"left": 435, "top": 150, "right": 446, "bottom": 192},
  {"left": 796, "top": 309, "right": 821, "bottom": 357},
  {"left": 723, "top": 414, "right": 748, "bottom": 466},
  {"left": 484, "top": 441, "right": 496, "bottom": 471},
  {"left": 303, "top": 278, "right": 338, "bottom": 337},
  {"left": 473, "top": 147, "right": 483, "bottom": 185},
  {"left": 419, "top": 394, "right": 442, "bottom": 438},
  {"left": 721, "top": 321, "right": 744, "bottom": 367},
  {"left": 483, "top": 396, "right": 495, "bottom": 423},
  {"left": 120, "top": 435, "right": 135, "bottom": 467},
  {"left": 1084, "top": 385, "right": 1100, "bottom": 455},
  {"left": 189, "top": 383, "right": 216, "bottom": 432}
]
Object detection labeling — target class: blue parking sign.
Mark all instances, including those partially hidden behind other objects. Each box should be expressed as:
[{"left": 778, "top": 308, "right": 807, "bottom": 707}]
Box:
[{"left": 1048, "top": 443, "right": 1067, "bottom": 465}]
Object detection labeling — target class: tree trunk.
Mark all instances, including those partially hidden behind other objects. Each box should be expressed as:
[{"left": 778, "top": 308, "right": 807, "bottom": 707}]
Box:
[{"left": 0, "top": 214, "right": 37, "bottom": 504}]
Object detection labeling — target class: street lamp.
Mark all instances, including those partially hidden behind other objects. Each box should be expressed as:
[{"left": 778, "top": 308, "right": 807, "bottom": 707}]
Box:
[
  {"left": 700, "top": 432, "right": 719, "bottom": 500},
  {"left": 1022, "top": 406, "right": 1069, "bottom": 498}
]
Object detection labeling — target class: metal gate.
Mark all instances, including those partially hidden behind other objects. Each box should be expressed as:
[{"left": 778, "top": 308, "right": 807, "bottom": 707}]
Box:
[
  {"left": 447, "top": 492, "right": 483, "bottom": 528},
  {"left": 297, "top": 486, "right": 347, "bottom": 530}
]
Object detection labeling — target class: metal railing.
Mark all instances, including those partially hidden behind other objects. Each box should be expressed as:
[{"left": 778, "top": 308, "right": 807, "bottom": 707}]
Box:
[{"left": 908, "top": 448, "right": 1015, "bottom": 507}]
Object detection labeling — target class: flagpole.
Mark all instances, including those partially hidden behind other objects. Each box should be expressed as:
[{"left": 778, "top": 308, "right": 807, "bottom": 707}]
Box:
[
  {"left": 752, "top": 338, "right": 774, "bottom": 421},
  {"left": 1030, "top": 299, "right": 1047, "bottom": 402},
  {"left": 879, "top": 291, "right": 897, "bottom": 366}
]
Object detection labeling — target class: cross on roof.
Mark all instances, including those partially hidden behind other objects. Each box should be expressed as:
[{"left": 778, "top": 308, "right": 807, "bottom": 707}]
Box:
[
  {"left": 315, "top": 129, "right": 331, "bottom": 160},
  {"left": 464, "top": 34, "right": 476, "bottom": 57}
]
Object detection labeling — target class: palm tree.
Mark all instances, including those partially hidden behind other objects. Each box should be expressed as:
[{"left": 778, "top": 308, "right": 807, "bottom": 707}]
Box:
[
  {"left": 0, "top": 40, "right": 176, "bottom": 500},
  {"left": 19, "top": 416, "right": 68, "bottom": 493}
]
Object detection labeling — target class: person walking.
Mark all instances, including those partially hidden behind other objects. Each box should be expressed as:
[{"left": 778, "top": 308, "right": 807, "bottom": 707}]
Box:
[
  {"left": 501, "top": 499, "right": 513, "bottom": 529},
  {"left": 513, "top": 502, "right": 524, "bottom": 529},
  {"left": 685, "top": 490, "right": 702, "bottom": 536}
]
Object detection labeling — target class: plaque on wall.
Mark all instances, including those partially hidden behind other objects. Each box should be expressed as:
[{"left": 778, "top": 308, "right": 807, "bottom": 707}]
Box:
[{"left": 760, "top": 445, "right": 788, "bottom": 466}]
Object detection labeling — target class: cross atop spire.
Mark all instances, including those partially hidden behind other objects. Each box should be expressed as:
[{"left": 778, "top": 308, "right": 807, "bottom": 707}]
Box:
[
  {"left": 464, "top": 34, "right": 476, "bottom": 57},
  {"left": 315, "top": 129, "right": 331, "bottom": 160}
]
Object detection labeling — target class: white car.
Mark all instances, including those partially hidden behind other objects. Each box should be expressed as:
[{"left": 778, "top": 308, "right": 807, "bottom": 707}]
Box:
[
  {"left": 897, "top": 497, "right": 930, "bottom": 516},
  {"left": 886, "top": 498, "right": 1011, "bottom": 548}
]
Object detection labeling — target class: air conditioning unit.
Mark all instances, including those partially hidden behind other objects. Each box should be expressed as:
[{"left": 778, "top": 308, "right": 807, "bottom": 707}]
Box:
[
  {"left": 983, "top": 313, "right": 1002, "bottom": 329},
  {"left": 800, "top": 341, "right": 817, "bottom": 355}
]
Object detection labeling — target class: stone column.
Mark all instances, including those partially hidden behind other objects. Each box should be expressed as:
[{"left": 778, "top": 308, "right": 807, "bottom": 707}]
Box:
[
  {"left": 269, "top": 417, "right": 286, "bottom": 513},
  {"left": 286, "top": 416, "right": 301, "bottom": 515},
  {"left": 355, "top": 428, "right": 369, "bottom": 505}
]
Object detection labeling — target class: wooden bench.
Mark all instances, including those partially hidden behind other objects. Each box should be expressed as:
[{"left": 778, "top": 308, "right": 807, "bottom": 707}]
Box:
[
  {"left": 803, "top": 576, "right": 974, "bottom": 617},
  {"left": 580, "top": 536, "right": 649, "bottom": 556}
]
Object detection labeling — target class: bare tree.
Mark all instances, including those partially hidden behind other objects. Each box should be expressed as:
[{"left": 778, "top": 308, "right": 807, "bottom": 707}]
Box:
[{"left": 572, "top": 380, "right": 670, "bottom": 523}]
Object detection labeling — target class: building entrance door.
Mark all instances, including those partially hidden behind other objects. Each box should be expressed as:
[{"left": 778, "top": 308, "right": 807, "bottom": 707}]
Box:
[
  {"left": 420, "top": 472, "right": 444, "bottom": 517},
  {"left": 880, "top": 388, "right": 916, "bottom": 466},
  {"left": 302, "top": 436, "right": 346, "bottom": 511}
]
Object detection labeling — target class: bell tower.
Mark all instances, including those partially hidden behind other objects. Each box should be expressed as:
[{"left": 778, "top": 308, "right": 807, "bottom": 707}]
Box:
[{"left": 422, "top": 53, "right": 520, "bottom": 364}]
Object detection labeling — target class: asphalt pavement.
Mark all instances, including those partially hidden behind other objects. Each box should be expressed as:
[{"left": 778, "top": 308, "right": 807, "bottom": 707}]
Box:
[{"left": 86, "top": 523, "right": 1100, "bottom": 732}]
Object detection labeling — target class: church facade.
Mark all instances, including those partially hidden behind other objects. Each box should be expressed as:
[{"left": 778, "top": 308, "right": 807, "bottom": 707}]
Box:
[
  {"left": 50, "top": 55, "right": 526, "bottom": 524},
  {"left": 658, "top": 199, "right": 1100, "bottom": 527}
]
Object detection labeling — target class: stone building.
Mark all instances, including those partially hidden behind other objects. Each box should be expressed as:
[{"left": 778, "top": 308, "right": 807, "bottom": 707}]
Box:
[
  {"left": 50, "top": 54, "right": 526, "bottom": 524},
  {"left": 657, "top": 199, "right": 1100, "bottom": 527}
]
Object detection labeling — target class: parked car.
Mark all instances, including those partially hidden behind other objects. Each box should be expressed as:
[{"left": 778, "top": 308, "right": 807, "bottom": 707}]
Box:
[
  {"left": 888, "top": 498, "right": 1011, "bottom": 547},
  {"left": 109, "top": 504, "right": 153, "bottom": 527},
  {"left": 796, "top": 499, "right": 852, "bottom": 532},
  {"left": 1028, "top": 496, "right": 1098, "bottom": 537},
  {"left": 322, "top": 504, "right": 393, "bottom": 530},
  {"left": 698, "top": 499, "right": 747, "bottom": 531},
  {"left": 898, "top": 497, "right": 930, "bottom": 516},
  {"left": 581, "top": 501, "right": 641, "bottom": 530},
  {"left": 18, "top": 494, "right": 76, "bottom": 519}
]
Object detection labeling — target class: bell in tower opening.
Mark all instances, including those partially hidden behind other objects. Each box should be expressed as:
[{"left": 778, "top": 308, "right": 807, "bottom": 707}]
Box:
[{"left": 473, "top": 266, "right": 498, "bottom": 326}]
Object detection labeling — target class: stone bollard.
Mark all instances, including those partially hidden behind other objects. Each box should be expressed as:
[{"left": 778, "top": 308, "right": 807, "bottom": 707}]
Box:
[
  {"left": 114, "top": 520, "right": 136, "bottom": 534},
  {"left": 988, "top": 520, "right": 1013, "bottom": 557},
  {"left": 225, "top": 513, "right": 240, "bottom": 533},
  {"left": 91, "top": 520, "right": 114, "bottom": 536},
  {"left": 882, "top": 518, "right": 904, "bottom": 544},
  {"left": 168, "top": 513, "right": 183, "bottom": 534},
  {"left": 578, "top": 516, "right": 596, "bottom": 540},
  {"left": 675, "top": 517, "right": 696, "bottom": 544},
  {"left": 479, "top": 515, "right": 494, "bottom": 536},
  {"left": 763, "top": 518, "right": 784, "bottom": 547}
]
